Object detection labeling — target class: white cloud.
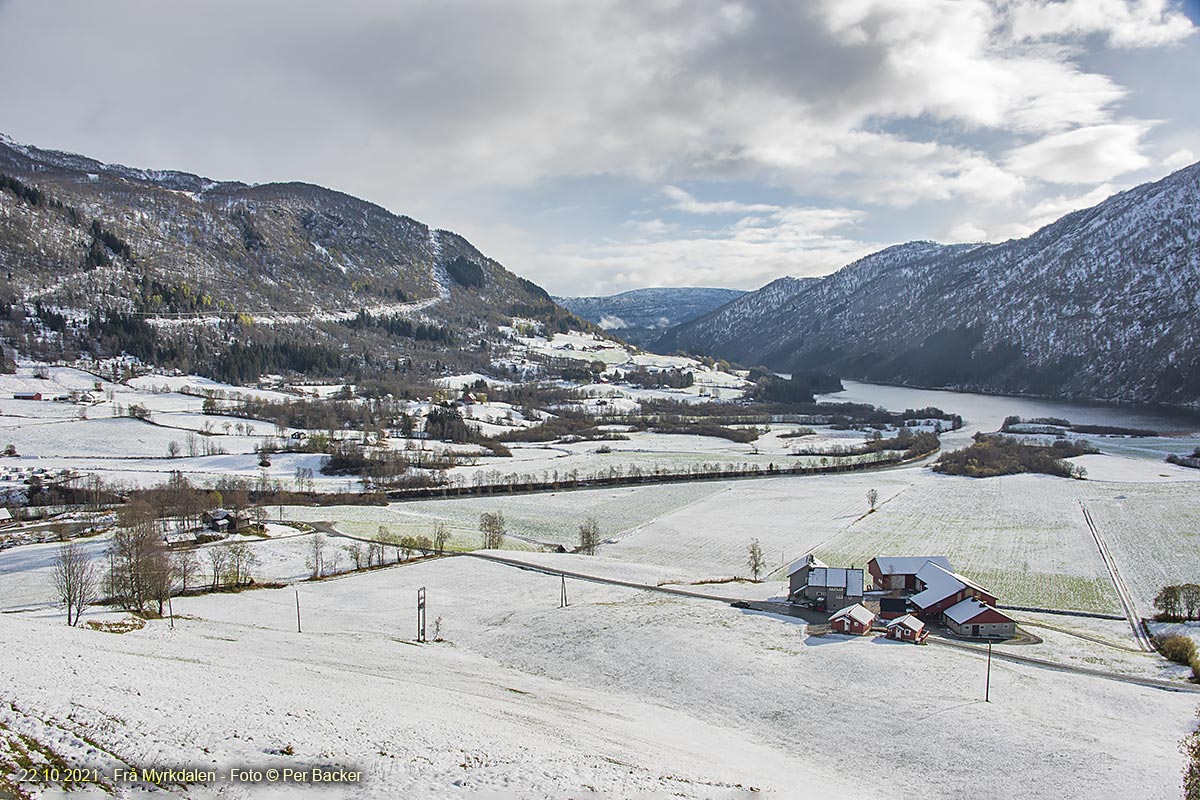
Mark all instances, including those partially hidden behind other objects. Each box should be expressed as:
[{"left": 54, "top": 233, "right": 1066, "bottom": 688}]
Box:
[
  {"left": 1008, "top": 0, "right": 1196, "bottom": 48},
  {"left": 622, "top": 218, "right": 673, "bottom": 238},
  {"left": 1164, "top": 147, "right": 1197, "bottom": 170},
  {"left": 498, "top": 197, "right": 875, "bottom": 295},
  {"left": 0, "top": 0, "right": 1192, "bottom": 292},
  {"left": 944, "top": 222, "right": 991, "bottom": 243},
  {"left": 1025, "top": 182, "right": 1121, "bottom": 228},
  {"left": 661, "top": 186, "right": 780, "bottom": 215},
  {"left": 1005, "top": 123, "right": 1152, "bottom": 183}
]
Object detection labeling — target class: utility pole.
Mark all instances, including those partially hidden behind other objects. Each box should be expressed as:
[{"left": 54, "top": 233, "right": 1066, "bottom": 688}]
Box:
[
  {"left": 295, "top": 590, "right": 302, "bottom": 633},
  {"left": 417, "top": 587, "right": 426, "bottom": 642},
  {"left": 168, "top": 595, "right": 175, "bottom": 630},
  {"left": 985, "top": 639, "right": 993, "bottom": 702},
  {"left": 560, "top": 574, "right": 568, "bottom": 608}
]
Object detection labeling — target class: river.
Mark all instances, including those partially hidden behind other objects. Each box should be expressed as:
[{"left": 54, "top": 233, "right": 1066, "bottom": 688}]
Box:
[{"left": 816, "top": 380, "right": 1200, "bottom": 460}]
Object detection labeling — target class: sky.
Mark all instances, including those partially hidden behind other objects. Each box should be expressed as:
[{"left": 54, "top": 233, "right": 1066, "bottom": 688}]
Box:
[{"left": 1, "top": 0, "right": 1198, "bottom": 296}]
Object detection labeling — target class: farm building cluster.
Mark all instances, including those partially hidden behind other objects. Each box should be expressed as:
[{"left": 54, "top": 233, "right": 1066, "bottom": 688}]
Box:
[{"left": 788, "top": 554, "right": 1017, "bottom": 642}]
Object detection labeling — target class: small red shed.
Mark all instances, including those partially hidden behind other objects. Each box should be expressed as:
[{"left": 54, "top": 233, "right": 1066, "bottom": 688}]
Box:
[
  {"left": 886, "top": 614, "right": 928, "bottom": 644},
  {"left": 829, "top": 603, "right": 876, "bottom": 635}
]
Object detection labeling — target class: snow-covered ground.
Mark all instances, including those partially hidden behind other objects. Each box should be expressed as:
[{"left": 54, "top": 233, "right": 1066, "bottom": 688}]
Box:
[
  {"left": 5, "top": 365, "right": 1200, "bottom": 796},
  {"left": 1, "top": 557, "right": 1193, "bottom": 799}
]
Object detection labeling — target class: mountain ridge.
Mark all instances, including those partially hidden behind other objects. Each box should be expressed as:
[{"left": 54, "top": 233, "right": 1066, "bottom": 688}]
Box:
[
  {"left": 655, "top": 162, "right": 1200, "bottom": 405},
  {"left": 555, "top": 286, "right": 745, "bottom": 346},
  {"left": 0, "top": 134, "right": 582, "bottom": 383}
]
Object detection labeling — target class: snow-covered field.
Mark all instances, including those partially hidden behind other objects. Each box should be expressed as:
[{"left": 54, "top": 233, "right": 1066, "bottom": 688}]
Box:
[
  {"left": 814, "top": 473, "right": 1119, "bottom": 613},
  {"left": 5, "top": 368, "right": 1200, "bottom": 796},
  {"left": 1078, "top": 481, "right": 1200, "bottom": 616},
  {"left": 1, "top": 557, "right": 1193, "bottom": 799},
  {"left": 599, "top": 471, "right": 912, "bottom": 578}
]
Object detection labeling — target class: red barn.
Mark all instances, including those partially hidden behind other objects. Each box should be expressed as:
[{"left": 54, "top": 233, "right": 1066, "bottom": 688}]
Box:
[
  {"left": 908, "top": 561, "right": 997, "bottom": 618},
  {"left": 944, "top": 598, "right": 1016, "bottom": 639},
  {"left": 867, "top": 556, "right": 953, "bottom": 591},
  {"left": 829, "top": 603, "right": 875, "bottom": 635}
]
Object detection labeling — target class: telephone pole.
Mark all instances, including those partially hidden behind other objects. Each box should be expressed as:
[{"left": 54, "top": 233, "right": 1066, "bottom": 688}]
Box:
[
  {"left": 985, "top": 639, "right": 993, "bottom": 702},
  {"left": 417, "top": 587, "right": 427, "bottom": 642}
]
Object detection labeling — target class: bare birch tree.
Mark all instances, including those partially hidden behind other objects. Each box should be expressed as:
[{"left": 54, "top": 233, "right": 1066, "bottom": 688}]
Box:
[
  {"left": 305, "top": 533, "right": 327, "bottom": 578},
  {"left": 52, "top": 541, "right": 97, "bottom": 626},
  {"left": 747, "top": 538, "right": 766, "bottom": 582},
  {"left": 479, "top": 512, "right": 506, "bottom": 549},
  {"left": 578, "top": 517, "right": 600, "bottom": 555}
]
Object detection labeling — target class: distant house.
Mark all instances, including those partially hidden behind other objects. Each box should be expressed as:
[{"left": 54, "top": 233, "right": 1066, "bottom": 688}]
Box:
[
  {"left": 829, "top": 603, "right": 876, "bottom": 635},
  {"left": 787, "top": 554, "right": 827, "bottom": 596},
  {"left": 202, "top": 508, "right": 247, "bottom": 533},
  {"left": 867, "top": 556, "right": 953, "bottom": 591},
  {"left": 12, "top": 392, "right": 42, "bottom": 401},
  {"left": 886, "top": 614, "right": 928, "bottom": 643},
  {"left": 907, "top": 561, "right": 997, "bottom": 618},
  {"left": 788, "top": 556, "right": 865, "bottom": 611},
  {"left": 943, "top": 598, "right": 1016, "bottom": 639}
]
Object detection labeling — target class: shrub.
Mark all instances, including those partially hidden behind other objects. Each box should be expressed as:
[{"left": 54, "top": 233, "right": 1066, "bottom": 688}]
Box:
[
  {"left": 933, "top": 436, "right": 1095, "bottom": 479},
  {"left": 1157, "top": 634, "right": 1196, "bottom": 665}
]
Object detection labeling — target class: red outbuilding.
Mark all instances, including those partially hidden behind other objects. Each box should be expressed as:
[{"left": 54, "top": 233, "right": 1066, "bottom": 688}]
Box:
[
  {"left": 829, "top": 603, "right": 876, "bottom": 635},
  {"left": 886, "top": 614, "right": 928, "bottom": 644}
]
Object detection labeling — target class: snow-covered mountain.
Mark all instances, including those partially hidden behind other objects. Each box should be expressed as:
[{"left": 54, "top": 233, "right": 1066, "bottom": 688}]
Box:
[
  {"left": 657, "top": 163, "right": 1200, "bottom": 405},
  {"left": 555, "top": 287, "right": 745, "bottom": 345},
  {"left": 0, "top": 134, "right": 582, "bottom": 381}
]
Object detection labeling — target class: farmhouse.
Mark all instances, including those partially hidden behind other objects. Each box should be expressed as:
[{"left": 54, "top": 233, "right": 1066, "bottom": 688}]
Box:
[
  {"left": 867, "top": 556, "right": 952, "bottom": 591},
  {"left": 908, "top": 561, "right": 997, "bottom": 618},
  {"left": 787, "top": 554, "right": 826, "bottom": 595},
  {"left": 943, "top": 598, "right": 1016, "bottom": 639},
  {"left": 788, "top": 556, "right": 865, "bottom": 611},
  {"left": 829, "top": 603, "right": 875, "bottom": 635},
  {"left": 886, "top": 614, "right": 928, "bottom": 643},
  {"left": 202, "top": 508, "right": 248, "bottom": 533}
]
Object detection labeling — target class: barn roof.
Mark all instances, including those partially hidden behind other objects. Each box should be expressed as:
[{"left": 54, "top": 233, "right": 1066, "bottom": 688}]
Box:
[
  {"left": 830, "top": 603, "right": 875, "bottom": 626},
  {"left": 807, "top": 567, "right": 864, "bottom": 596},
  {"left": 786, "top": 554, "right": 828, "bottom": 576},
  {"left": 887, "top": 614, "right": 925, "bottom": 633},
  {"left": 870, "top": 556, "right": 952, "bottom": 575},
  {"left": 944, "top": 598, "right": 1014, "bottom": 625},
  {"left": 910, "top": 562, "right": 992, "bottom": 609}
]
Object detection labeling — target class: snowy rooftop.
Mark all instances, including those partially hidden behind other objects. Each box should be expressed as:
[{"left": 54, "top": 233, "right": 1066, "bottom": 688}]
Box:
[
  {"left": 944, "top": 597, "right": 1012, "bottom": 625},
  {"left": 830, "top": 603, "right": 875, "bottom": 626},
  {"left": 807, "top": 567, "right": 864, "bottom": 596},
  {"left": 910, "top": 562, "right": 991, "bottom": 609},
  {"left": 887, "top": 614, "right": 925, "bottom": 633},
  {"left": 786, "top": 554, "right": 828, "bottom": 576},
  {"left": 870, "top": 556, "right": 952, "bottom": 575}
]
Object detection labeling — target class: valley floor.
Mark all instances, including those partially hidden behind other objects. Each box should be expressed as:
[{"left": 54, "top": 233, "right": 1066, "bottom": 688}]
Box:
[{"left": 3, "top": 371, "right": 1200, "bottom": 797}]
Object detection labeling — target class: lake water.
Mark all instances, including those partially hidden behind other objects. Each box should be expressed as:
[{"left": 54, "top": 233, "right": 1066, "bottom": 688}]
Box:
[{"left": 816, "top": 380, "right": 1200, "bottom": 460}]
